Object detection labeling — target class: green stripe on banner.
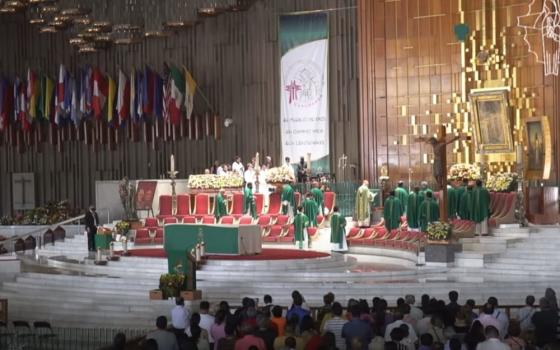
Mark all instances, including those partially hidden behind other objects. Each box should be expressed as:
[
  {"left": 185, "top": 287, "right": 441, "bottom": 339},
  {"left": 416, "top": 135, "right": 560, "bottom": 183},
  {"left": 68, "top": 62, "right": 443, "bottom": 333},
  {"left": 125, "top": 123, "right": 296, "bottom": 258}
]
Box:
[{"left": 279, "top": 13, "right": 328, "bottom": 56}]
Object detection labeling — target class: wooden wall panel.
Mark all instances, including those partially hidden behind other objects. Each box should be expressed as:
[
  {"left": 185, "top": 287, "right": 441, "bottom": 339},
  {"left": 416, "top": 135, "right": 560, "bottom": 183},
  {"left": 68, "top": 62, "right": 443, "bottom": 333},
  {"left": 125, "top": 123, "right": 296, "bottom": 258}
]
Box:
[{"left": 0, "top": 0, "right": 359, "bottom": 214}]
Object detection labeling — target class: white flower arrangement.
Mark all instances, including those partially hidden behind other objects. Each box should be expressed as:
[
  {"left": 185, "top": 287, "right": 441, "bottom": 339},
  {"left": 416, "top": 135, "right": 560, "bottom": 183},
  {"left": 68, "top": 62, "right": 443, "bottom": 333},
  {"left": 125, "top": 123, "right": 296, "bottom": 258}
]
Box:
[
  {"left": 448, "top": 163, "right": 481, "bottom": 181},
  {"left": 486, "top": 172, "right": 518, "bottom": 192},
  {"left": 188, "top": 174, "right": 243, "bottom": 189},
  {"left": 427, "top": 221, "right": 451, "bottom": 241},
  {"left": 266, "top": 167, "right": 294, "bottom": 183}
]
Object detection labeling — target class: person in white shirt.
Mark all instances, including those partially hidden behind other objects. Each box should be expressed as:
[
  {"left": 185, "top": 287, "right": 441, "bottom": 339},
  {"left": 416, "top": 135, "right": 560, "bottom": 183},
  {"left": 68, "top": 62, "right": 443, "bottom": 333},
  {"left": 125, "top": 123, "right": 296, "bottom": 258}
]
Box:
[
  {"left": 198, "top": 301, "right": 215, "bottom": 346},
  {"left": 171, "top": 297, "right": 190, "bottom": 333},
  {"left": 282, "top": 157, "right": 296, "bottom": 181},
  {"left": 517, "top": 295, "right": 536, "bottom": 332},
  {"left": 475, "top": 326, "right": 510, "bottom": 350},
  {"left": 217, "top": 164, "right": 225, "bottom": 176},
  {"left": 475, "top": 304, "right": 504, "bottom": 339},
  {"left": 384, "top": 312, "right": 417, "bottom": 343},
  {"left": 488, "top": 297, "right": 509, "bottom": 339},
  {"left": 244, "top": 163, "right": 256, "bottom": 188},
  {"left": 405, "top": 295, "right": 423, "bottom": 322},
  {"left": 322, "top": 302, "right": 348, "bottom": 350},
  {"left": 232, "top": 156, "right": 244, "bottom": 177}
]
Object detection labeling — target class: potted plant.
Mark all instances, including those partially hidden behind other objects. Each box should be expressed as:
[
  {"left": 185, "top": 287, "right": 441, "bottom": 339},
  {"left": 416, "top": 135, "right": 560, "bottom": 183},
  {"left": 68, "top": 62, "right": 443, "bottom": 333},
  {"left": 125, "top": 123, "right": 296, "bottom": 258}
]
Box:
[
  {"left": 424, "top": 221, "right": 461, "bottom": 264},
  {"left": 159, "top": 273, "right": 186, "bottom": 299},
  {"left": 115, "top": 220, "right": 131, "bottom": 241}
]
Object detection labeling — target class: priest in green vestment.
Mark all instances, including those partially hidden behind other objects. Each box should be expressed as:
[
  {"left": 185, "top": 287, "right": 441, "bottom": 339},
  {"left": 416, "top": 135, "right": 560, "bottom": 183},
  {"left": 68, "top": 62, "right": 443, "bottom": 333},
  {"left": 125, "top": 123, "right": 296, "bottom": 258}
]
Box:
[
  {"left": 394, "top": 181, "right": 409, "bottom": 214},
  {"left": 383, "top": 191, "right": 404, "bottom": 231},
  {"left": 407, "top": 187, "right": 422, "bottom": 231},
  {"left": 458, "top": 185, "right": 474, "bottom": 220},
  {"left": 281, "top": 184, "right": 296, "bottom": 216},
  {"left": 214, "top": 189, "right": 228, "bottom": 221},
  {"left": 446, "top": 183, "right": 457, "bottom": 219},
  {"left": 418, "top": 191, "right": 440, "bottom": 232},
  {"left": 243, "top": 183, "right": 257, "bottom": 219},
  {"left": 293, "top": 206, "right": 310, "bottom": 249},
  {"left": 355, "top": 180, "right": 376, "bottom": 226},
  {"left": 330, "top": 206, "right": 347, "bottom": 251},
  {"left": 472, "top": 179, "right": 490, "bottom": 236},
  {"left": 310, "top": 183, "right": 324, "bottom": 215},
  {"left": 454, "top": 178, "right": 469, "bottom": 217},
  {"left": 418, "top": 181, "right": 432, "bottom": 203},
  {"left": 302, "top": 193, "right": 319, "bottom": 227}
]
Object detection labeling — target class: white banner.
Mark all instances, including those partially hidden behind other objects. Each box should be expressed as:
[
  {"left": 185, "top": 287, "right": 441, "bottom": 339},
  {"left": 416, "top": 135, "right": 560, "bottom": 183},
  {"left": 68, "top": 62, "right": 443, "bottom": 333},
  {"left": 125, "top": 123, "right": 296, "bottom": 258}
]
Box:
[{"left": 280, "top": 39, "right": 329, "bottom": 172}]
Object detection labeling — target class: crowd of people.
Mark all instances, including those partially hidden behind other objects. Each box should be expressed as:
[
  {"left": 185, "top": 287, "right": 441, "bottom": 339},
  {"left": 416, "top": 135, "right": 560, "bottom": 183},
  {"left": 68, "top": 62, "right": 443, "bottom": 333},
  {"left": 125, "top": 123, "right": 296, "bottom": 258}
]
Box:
[{"left": 106, "top": 288, "right": 560, "bottom": 350}]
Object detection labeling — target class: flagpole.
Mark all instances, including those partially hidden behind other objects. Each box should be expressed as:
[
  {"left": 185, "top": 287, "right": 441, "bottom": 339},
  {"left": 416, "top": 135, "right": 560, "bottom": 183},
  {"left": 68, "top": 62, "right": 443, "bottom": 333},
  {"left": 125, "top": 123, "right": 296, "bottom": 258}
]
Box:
[{"left": 195, "top": 88, "right": 214, "bottom": 113}]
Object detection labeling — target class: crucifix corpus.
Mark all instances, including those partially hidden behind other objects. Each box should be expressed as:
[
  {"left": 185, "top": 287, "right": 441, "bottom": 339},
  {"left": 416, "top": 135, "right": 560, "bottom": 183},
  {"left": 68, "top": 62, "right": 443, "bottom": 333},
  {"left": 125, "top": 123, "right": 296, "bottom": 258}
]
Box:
[{"left": 416, "top": 125, "right": 466, "bottom": 223}]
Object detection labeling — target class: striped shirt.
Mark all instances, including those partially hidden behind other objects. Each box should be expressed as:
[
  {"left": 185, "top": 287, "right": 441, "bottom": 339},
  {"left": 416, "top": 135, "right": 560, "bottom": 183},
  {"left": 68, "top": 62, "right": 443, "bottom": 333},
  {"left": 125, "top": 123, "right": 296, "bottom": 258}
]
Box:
[{"left": 323, "top": 316, "right": 349, "bottom": 350}]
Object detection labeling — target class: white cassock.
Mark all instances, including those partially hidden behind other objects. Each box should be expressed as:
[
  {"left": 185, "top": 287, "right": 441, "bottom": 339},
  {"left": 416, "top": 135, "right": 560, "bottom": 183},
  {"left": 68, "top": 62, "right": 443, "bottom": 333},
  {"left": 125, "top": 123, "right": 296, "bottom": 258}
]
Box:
[{"left": 244, "top": 169, "right": 256, "bottom": 188}]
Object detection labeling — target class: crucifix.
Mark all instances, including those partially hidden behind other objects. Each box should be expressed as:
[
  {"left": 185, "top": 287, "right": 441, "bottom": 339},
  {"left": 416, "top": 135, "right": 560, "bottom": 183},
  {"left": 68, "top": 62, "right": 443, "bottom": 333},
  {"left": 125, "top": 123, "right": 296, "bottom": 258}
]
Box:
[
  {"left": 12, "top": 173, "right": 35, "bottom": 210},
  {"left": 416, "top": 125, "right": 465, "bottom": 222}
]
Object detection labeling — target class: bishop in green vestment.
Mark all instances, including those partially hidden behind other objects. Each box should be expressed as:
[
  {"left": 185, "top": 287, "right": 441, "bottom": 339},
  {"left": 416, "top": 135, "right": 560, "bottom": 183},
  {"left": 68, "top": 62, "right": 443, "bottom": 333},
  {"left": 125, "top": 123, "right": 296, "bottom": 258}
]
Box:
[
  {"left": 446, "top": 184, "right": 457, "bottom": 219},
  {"left": 302, "top": 193, "right": 319, "bottom": 227},
  {"left": 330, "top": 206, "right": 347, "bottom": 251},
  {"left": 472, "top": 179, "right": 490, "bottom": 236},
  {"left": 458, "top": 186, "right": 474, "bottom": 220},
  {"left": 383, "top": 191, "right": 404, "bottom": 231},
  {"left": 355, "top": 180, "right": 375, "bottom": 226},
  {"left": 454, "top": 179, "right": 469, "bottom": 217},
  {"left": 407, "top": 187, "right": 422, "bottom": 230},
  {"left": 418, "top": 191, "right": 440, "bottom": 232},
  {"left": 310, "top": 184, "right": 324, "bottom": 214},
  {"left": 293, "top": 206, "right": 310, "bottom": 249},
  {"left": 243, "top": 183, "right": 257, "bottom": 219},
  {"left": 281, "top": 184, "right": 295, "bottom": 215},
  {"left": 394, "top": 181, "right": 409, "bottom": 214},
  {"left": 214, "top": 189, "right": 228, "bottom": 221}
]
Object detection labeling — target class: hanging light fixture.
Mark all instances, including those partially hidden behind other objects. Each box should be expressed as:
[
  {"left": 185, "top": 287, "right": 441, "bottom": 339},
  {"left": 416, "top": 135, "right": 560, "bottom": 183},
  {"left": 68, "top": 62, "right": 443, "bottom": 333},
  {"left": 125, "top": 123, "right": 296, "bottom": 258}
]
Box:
[{"left": 144, "top": 0, "right": 169, "bottom": 39}]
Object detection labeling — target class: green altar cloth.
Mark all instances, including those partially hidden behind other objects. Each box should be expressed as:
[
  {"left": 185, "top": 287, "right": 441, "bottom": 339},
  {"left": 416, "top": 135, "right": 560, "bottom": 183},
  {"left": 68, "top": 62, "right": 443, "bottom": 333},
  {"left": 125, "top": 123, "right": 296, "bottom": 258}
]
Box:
[
  {"left": 163, "top": 224, "right": 261, "bottom": 273},
  {"left": 94, "top": 234, "right": 112, "bottom": 250}
]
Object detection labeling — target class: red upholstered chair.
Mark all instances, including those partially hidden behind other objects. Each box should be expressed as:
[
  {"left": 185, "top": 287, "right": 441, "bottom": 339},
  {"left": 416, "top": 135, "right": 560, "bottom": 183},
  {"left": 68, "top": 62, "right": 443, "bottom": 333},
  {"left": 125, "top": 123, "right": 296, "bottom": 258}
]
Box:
[
  {"left": 323, "top": 192, "right": 336, "bottom": 216},
  {"left": 267, "top": 192, "right": 282, "bottom": 216},
  {"left": 346, "top": 227, "right": 363, "bottom": 241},
  {"left": 144, "top": 217, "right": 159, "bottom": 228},
  {"left": 154, "top": 228, "right": 164, "bottom": 245},
  {"left": 353, "top": 227, "right": 378, "bottom": 245},
  {"left": 182, "top": 216, "right": 197, "bottom": 224},
  {"left": 257, "top": 215, "right": 272, "bottom": 236},
  {"left": 316, "top": 215, "right": 325, "bottom": 227},
  {"left": 135, "top": 228, "right": 150, "bottom": 244},
  {"left": 238, "top": 216, "right": 254, "bottom": 225},
  {"left": 157, "top": 195, "right": 173, "bottom": 220},
  {"left": 263, "top": 225, "right": 283, "bottom": 242},
  {"left": 278, "top": 226, "right": 295, "bottom": 242},
  {"left": 254, "top": 193, "right": 265, "bottom": 215},
  {"left": 163, "top": 217, "right": 178, "bottom": 225},
  {"left": 219, "top": 216, "right": 235, "bottom": 225},
  {"left": 275, "top": 215, "right": 291, "bottom": 226},
  {"left": 201, "top": 215, "right": 216, "bottom": 225},
  {"left": 229, "top": 192, "right": 245, "bottom": 220},
  {"left": 307, "top": 227, "right": 318, "bottom": 239},
  {"left": 193, "top": 193, "right": 212, "bottom": 221},
  {"left": 294, "top": 192, "right": 302, "bottom": 207},
  {"left": 175, "top": 194, "right": 192, "bottom": 221}
]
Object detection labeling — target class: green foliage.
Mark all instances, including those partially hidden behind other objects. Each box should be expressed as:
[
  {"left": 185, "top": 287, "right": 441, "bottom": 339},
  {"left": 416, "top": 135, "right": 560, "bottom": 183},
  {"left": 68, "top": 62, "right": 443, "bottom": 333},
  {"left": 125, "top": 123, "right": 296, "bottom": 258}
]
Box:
[
  {"left": 115, "top": 220, "right": 131, "bottom": 236},
  {"left": 1, "top": 200, "right": 71, "bottom": 225},
  {"left": 427, "top": 221, "right": 451, "bottom": 241},
  {"left": 159, "top": 273, "right": 186, "bottom": 299}
]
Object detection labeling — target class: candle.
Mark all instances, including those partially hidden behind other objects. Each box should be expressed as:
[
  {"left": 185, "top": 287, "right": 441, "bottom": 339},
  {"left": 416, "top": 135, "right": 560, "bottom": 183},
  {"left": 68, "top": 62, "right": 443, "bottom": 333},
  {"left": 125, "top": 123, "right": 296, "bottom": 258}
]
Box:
[
  {"left": 255, "top": 152, "right": 260, "bottom": 168},
  {"left": 170, "top": 154, "right": 175, "bottom": 172},
  {"left": 516, "top": 144, "right": 522, "bottom": 163}
]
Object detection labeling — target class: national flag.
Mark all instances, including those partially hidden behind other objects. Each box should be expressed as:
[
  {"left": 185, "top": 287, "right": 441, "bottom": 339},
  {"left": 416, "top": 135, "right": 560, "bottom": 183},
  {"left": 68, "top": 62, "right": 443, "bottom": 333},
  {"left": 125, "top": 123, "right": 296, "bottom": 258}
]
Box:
[
  {"left": 13, "top": 79, "right": 20, "bottom": 125},
  {"left": 0, "top": 78, "right": 12, "bottom": 131},
  {"left": 142, "top": 65, "right": 154, "bottom": 115},
  {"left": 26, "top": 69, "right": 39, "bottom": 121},
  {"left": 79, "top": 66, "right": 93, "bottom": 117},
  {"left": 153, "top": 73, "right": 163, "bottom": 119},
  {"left": 55, "top": 64, "right": 68, "bottom": 125},
  {"left": 116, "top": 70, "right": 130, "bottom": 125},
  {"left": 107, "top": 75, "right": 116, "bottom": 125},
  {"left": 43, "top": 76, "right": 55, "bottom": 122},
  {"left": 136, "top": 70, "right": 143, "bottom": 120},
  {"left": 129, "top": 68, "right": 136, "bottom": 121},
  {"left": 168, "top": 65, "right": 185, "bottom": 125},
  {"left": 162, "top": 63, "right": 171, "bottom": 122},
  {"left": 18, "top": 81, "right": 29, "bottom": 131},
  {"left": 92, "top": 68, "right": 107, "bottom": 119},
  {"left": 63, "top": 71, "right": 72, "bottom": 116},
  {"left": 183, "top": 67, "right": 197, "bottom": 120},
  {"left": 70, "top": 77, "right": 80, "bottom": 126}
]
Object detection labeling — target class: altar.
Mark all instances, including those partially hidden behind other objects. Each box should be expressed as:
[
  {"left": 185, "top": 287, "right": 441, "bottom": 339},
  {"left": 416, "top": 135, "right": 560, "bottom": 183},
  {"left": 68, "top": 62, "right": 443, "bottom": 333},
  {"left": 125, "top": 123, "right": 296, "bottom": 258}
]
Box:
[{"left": 163, "top": 223, "right": 262, "bottom": 273}]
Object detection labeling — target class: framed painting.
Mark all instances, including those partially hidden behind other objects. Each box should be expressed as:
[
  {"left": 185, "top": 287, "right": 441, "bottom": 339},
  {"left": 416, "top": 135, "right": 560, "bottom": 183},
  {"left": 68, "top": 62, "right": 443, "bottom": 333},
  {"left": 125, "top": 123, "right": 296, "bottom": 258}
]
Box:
[
  {"left": 470, "top": 87, "right": 514, "bottom": 154},
  {"left": 136, "top": 181, "right": 158, "bottom": 210},
  {"left": 525, "top": 116, "right": 551, "bottom": 180}
]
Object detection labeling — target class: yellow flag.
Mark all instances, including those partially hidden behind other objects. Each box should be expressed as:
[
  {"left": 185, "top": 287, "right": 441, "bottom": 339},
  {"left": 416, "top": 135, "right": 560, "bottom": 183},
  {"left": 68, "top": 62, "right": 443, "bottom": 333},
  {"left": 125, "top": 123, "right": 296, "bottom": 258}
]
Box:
[
  {"left": 107, "top": 76, "right": 116, "bottom": 123},
  {"left": 44, "top": 76, "right": 54, "bottom": 120},
  {"left": 183, "top": 67, "right": 197, "bottom": 119}
]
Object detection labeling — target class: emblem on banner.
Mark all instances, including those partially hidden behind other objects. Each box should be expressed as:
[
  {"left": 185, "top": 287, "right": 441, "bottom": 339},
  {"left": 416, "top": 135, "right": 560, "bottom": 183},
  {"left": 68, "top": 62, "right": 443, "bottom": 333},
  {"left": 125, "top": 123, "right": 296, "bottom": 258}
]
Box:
[{"left": 284, "top": 60, "right": 323, "bottom": 107}]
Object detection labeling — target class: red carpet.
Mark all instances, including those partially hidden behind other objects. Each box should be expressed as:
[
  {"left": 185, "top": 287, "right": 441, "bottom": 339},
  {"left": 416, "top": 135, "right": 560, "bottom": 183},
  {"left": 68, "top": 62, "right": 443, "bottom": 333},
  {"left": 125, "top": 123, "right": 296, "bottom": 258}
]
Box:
[{"left": 116, "top": 248, "right": 329, "bottom": 260}]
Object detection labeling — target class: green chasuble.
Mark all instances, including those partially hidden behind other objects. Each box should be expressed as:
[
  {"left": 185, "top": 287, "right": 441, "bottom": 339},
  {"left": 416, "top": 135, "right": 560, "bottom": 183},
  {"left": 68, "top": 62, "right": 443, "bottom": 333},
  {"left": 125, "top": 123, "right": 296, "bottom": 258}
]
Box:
[
  {"left": 214, "top": 193, "right": 227, "bottom": 220},
  {"left": 394, "top": 187, "right": 409, "bottom": 214},
  {"left": 418, "top": 188, "right": 432, "bottom": 203},
  {"left": 281, "top": 184, "right": 295, "bottom": 215},
  {"left": 293, "top": 212, "right": 309, "bottom": 248},
  {"left": 446, "top": 185, "right": 457, "bottom": 219},
  {"left": 302, "top": 198, "right": 319, "bottom": 227},
  {"left": 418, "top": 198, "right": 440, "bottom": 232},
  {"left": 407, "top": 191, "right": 422, "bottom": 229},
  {"left": 472, "top": 186, "right": 490, "bottom": 223},
  {"left": 311, "top": 187, "right": 324, "bottom": 213},
  {"left": 330, "top": 213, "right": 346, "bottom": 247},
  {"left": 243, "top": 187, "right": 257, "bottom": 219},
  {"left": 455, "top": 185, "right": 466, "bottom": 217},
  {"left": 355, "top": 185, "right": 374, "bottom": 222},
  {"left": 383, "top": 196, "right": 404, "bottom": 231},
  {"left": 458, "top": 189, "right": 474, "bottom": 220}
]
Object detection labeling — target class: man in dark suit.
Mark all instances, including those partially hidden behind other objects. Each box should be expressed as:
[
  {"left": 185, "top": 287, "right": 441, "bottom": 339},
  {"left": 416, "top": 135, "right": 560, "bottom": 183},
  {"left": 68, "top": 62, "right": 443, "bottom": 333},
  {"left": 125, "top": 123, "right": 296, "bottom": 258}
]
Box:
[{"left": 84, "top": 205, "right": 99, "bottom": 252}]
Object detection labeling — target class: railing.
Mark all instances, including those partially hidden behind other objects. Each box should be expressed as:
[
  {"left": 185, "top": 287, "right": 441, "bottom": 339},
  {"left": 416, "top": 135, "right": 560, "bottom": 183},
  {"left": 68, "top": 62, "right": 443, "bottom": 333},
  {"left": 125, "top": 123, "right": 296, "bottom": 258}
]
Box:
[{"left": 0, "top": 326, "right": 148, "bottom": 350}]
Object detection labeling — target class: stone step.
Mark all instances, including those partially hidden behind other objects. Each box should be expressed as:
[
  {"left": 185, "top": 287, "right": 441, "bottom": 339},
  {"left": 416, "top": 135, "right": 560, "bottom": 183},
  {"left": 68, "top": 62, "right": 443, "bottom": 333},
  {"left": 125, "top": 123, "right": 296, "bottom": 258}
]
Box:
[
  {"left": 1, "top": 282, "right": 152, "bottom": 300},
  {"left": 14, "top": 275, "right": 158, "bottom": 290}
]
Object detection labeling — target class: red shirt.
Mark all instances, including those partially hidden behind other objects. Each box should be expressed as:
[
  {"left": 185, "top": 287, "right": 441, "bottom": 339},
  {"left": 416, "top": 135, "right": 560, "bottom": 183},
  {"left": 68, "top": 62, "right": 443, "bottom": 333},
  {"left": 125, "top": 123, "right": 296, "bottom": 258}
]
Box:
[{"left": 234, "top": 334, "right": 266, "bottom": 350}]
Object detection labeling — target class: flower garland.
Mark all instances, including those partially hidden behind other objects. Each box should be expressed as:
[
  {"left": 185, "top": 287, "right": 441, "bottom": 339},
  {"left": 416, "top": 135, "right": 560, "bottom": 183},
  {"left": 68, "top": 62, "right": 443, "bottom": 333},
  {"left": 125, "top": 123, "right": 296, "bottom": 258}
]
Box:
[
  {"left": 486, "top": 172, "right": 518, "bottom": 192},
  {"left": 188, "top": 174, "right": 243, "bottom": 189},
  {"left": 426, "top": 221, "right": 451, "bottom": 241},
  {"left": 448, "top": 163, "right": 481, "bottom": 181}
]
